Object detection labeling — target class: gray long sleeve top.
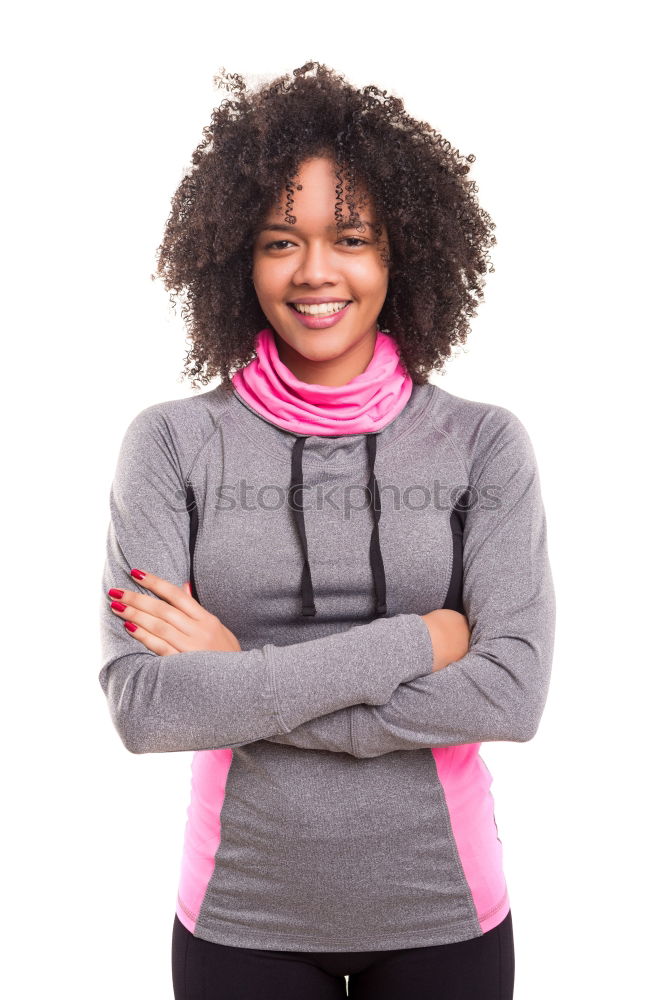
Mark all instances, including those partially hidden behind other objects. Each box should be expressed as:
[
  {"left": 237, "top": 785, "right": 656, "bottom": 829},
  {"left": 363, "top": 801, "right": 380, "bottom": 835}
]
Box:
[{"left": 99, "top": 379, "right": 556, "bottom": 951}]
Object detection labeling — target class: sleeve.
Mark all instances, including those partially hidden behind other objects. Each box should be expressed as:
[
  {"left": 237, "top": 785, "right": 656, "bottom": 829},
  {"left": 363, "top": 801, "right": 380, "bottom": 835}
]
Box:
[
  {"left": 98, "top": 408, "right": 435, "bottom": 755},
  {"left": 255, "top": 409, "right": 556, "bottom": 757}
]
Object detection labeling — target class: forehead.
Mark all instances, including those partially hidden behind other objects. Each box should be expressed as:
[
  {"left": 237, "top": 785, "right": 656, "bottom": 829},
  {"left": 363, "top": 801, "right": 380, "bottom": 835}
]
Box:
[{"left": 262, "top": 157, "right": 376, "bottom": 223}]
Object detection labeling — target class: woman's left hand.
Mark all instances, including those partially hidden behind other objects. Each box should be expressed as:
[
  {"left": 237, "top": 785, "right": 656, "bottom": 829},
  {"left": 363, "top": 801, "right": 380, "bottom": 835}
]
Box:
[{"left": 107, "top": 570, "right": 242, "bottom": 656}]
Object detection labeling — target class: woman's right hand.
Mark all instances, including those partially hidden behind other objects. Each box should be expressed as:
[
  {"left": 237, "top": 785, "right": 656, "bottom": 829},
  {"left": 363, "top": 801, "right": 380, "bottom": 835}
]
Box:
[{"left": 421, "top": 609, "right": 471, "bottom": 673}]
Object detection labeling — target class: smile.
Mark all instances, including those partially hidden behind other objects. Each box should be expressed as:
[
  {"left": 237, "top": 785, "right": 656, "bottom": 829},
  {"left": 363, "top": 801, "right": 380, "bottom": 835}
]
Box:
[
  {"left": 287, "top": 301, "right": 353, "bottom": 329},
  {"left": 288, "top": 301, "right": 351, "bottom": 316}
]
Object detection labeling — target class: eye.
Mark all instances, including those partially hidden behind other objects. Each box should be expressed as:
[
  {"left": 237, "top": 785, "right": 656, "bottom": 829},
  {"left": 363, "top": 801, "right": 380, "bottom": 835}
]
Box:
[{"left": 262, "top": 237, "right": 369, "bottom": 251}]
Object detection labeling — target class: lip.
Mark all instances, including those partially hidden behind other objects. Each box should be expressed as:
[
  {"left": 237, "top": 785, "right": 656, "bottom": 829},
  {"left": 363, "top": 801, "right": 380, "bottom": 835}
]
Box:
[{"left": 287, "top": 301, "right": 352, "bottom": 330}]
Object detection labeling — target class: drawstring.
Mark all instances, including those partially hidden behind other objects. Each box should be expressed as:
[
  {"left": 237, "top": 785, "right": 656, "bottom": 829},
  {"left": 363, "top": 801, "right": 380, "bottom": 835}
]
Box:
[
  {"left": 365, "top": 432, "right": 388, "bottom": 616},
  {"left": 289, "top": 434, "right": 387, "bottom": 619},
  {"left": 289, "top": 437, "right": 316, "bottom": 617}
]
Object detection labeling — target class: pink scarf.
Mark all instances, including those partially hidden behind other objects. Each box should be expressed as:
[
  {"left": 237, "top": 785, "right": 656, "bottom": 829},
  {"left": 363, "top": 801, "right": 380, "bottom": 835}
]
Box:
[{"left": 231, "top": 326, "right": 413, "bottom": 436}]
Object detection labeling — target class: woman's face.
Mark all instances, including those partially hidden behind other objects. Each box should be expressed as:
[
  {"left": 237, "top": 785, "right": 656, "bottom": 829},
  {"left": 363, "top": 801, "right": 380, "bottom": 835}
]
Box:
[{"left": 251, "top": 156, "right": 390, "bottom": 385}]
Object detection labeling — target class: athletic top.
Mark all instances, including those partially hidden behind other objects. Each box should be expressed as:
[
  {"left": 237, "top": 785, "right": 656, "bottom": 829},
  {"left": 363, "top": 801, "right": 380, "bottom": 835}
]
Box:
[{"left": 98, "top": 374, "right": 556, "bottom": 952}]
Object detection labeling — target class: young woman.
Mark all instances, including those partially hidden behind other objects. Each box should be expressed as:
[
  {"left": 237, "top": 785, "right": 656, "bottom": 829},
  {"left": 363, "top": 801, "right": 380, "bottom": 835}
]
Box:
[{"left": 99, "top": 62, "right": 555, "bottom": 1000}]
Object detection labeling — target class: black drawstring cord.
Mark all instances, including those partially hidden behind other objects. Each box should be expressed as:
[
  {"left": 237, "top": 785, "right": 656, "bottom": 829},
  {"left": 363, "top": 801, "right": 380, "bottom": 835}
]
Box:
[
  {"left": 290, "top": 433, "right": 387, "bottom": 619},
  {"left": 366, "top": 432, "right": 387, "bottom": 617},
  {"left": 289, "top": 436, "right": 316, "bottom": 617}
]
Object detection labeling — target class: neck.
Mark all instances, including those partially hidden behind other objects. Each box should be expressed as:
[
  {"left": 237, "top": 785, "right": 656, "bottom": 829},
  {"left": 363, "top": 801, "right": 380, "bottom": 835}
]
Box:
[{"left": 273, "top": 327, "right": 378, "bottom": 386}]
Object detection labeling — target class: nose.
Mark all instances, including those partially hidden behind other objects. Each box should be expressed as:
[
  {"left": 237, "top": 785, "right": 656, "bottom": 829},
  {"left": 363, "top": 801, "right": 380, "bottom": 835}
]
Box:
[{"left": 291, "top": 240, "right": 340, "bottom": 288}]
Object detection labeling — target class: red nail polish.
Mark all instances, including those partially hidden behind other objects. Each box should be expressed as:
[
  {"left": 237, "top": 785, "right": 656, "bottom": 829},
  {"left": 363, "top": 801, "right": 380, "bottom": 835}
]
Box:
[
  {"left": 111, "top": 601, "right": 127, "bottom": 612},
  {"left": 124, "top": 622, "right": 138, "bottom": 632},
  {"left": 108, "top": 588, "right": 124, "bottom": 599},
  {"left": 131, "top": 569, "right": 146, "bottom": 580}
]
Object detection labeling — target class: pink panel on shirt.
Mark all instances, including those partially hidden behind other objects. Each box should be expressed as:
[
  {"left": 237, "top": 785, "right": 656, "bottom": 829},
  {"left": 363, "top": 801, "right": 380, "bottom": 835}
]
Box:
[
  {"left": 176, "top": 747, "right": 233, "bottom": 933},
  {"left": 431, "top": 744, "right": 510, "bottom": 933}
]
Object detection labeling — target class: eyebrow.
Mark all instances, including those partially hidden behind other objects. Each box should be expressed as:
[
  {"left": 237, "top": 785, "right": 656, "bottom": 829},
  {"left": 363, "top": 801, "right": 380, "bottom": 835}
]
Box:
[{"left": 255, "top": 218, "right": 378, "bottom": 235}]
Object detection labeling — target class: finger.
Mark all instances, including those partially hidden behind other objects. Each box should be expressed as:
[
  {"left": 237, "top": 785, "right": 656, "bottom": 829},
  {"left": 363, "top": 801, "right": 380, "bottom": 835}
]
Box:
[
  {"left": 110, "top": 601, "right": 196, "bottom": 650},
  {"left": 122, "top": 621, "right": 180, "bottom": 656},
  {"left": 109, "top": 592, "right": 200, "bottom": 639},
  {"left": 129, "top": 569, "right": 205, "bottom": 618}
]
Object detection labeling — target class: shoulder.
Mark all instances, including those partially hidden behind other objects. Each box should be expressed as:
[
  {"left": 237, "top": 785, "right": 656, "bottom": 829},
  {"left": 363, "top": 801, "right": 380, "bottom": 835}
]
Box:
[
  {"left": 118, "top": 385, "right": 234, "bottom": 478},
  {"left": 130, "top": 384, "right": 231, "bottom": 431},
  {"left": 426, "top": 382, "right": 537, "bottom": 479}
]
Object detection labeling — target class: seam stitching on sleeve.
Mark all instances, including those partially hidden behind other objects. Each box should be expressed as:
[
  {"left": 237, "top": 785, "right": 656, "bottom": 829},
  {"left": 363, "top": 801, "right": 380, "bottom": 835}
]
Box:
[
  {"left": 350, "top": 705, "right": 360, "bottom": 757},
  {"left": 267, "top": 645, "right": 290, "bottom": 734}
]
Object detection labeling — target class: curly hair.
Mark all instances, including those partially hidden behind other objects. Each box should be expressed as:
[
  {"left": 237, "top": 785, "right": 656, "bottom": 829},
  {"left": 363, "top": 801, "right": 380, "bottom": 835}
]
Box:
[{"left": 152, "top": 61, "right": 497, "bottom": 392}]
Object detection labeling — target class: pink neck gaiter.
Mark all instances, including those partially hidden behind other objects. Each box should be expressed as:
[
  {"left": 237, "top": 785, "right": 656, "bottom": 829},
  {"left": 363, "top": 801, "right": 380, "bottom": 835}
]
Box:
[{"left": 231, "top": 326, "right": 413, "bottom": 436}]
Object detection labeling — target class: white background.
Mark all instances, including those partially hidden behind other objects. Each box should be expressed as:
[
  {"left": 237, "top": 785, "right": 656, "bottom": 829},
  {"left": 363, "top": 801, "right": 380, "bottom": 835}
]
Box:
[{"left": 2, "top": 1, "right": 664, "bottom": 996}]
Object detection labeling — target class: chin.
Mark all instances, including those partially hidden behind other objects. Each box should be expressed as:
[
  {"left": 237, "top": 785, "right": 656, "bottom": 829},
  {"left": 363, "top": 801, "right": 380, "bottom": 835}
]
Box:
[{"left": 281, "top": 330, "right": 359, "bottom": 356}]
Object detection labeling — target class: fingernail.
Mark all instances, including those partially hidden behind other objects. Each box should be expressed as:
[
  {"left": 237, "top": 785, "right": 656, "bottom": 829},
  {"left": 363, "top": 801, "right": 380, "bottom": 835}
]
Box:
[
  {"left": 124, "top": 622, "right": 138, "bottom": 632},
  {"left": 108, "top": 588, "right": 124, "bottom": 599},
  {"left": 131, "top": 569, "right": 146, "bottom": 580},
  {"left": 111, "top": 601, "right": 127, "bottom": 612}
]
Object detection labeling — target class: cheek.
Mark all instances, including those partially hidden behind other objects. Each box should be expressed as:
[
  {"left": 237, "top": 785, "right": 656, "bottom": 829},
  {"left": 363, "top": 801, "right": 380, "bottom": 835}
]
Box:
[
  {"left": 253, "top": 260, "right": 290, "bottom": 295},
  {"left": 355, "top": 264, "right": 389, "bottom": 301}
]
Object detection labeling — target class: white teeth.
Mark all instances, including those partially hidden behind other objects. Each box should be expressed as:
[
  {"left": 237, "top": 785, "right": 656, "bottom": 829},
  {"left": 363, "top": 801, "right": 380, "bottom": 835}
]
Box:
[{"left": 291, "top": 301, "right": 350, "bottom": 316}]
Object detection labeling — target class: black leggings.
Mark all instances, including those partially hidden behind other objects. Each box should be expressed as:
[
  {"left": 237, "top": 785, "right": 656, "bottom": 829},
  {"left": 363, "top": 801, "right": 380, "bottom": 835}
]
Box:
[{"left": 172, "top": 909, "right": 514, "bottom": 999}]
